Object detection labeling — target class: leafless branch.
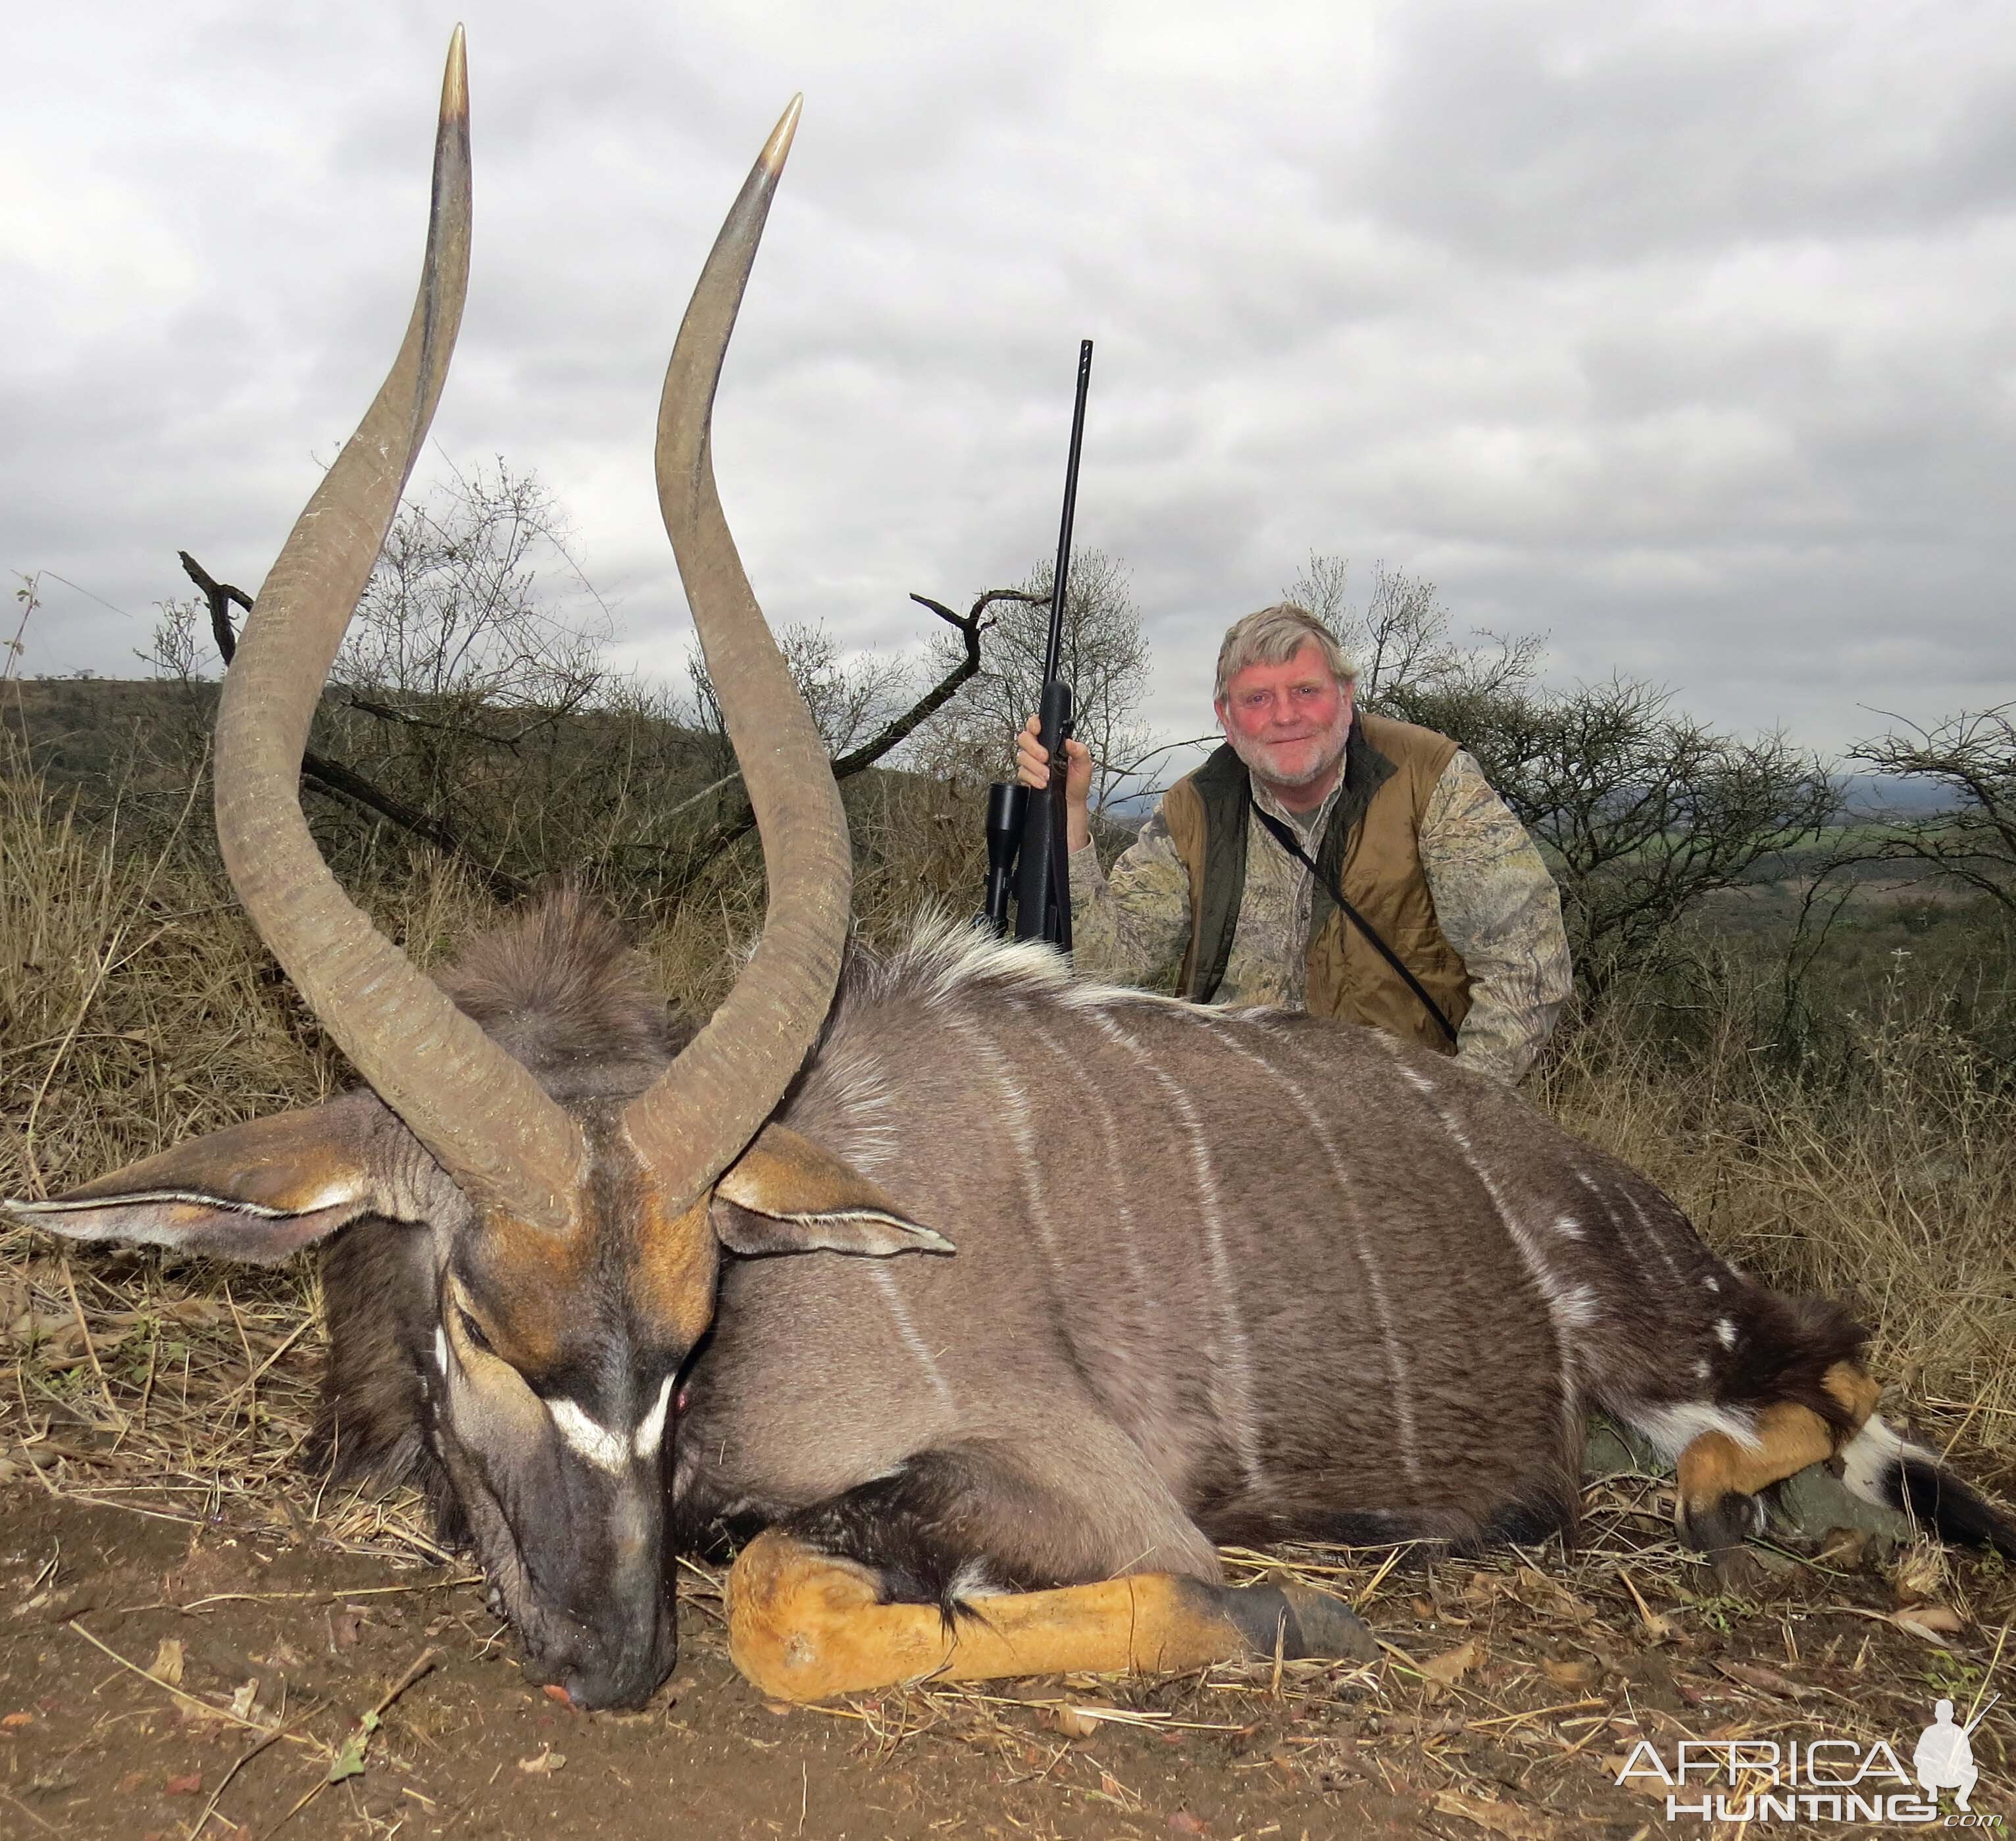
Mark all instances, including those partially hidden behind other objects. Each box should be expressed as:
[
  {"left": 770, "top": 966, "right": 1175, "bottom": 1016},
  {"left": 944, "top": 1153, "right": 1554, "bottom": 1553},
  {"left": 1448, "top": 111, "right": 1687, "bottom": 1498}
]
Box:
[{"left": 177, "top": 550, "right": 527, "bottom": 899}]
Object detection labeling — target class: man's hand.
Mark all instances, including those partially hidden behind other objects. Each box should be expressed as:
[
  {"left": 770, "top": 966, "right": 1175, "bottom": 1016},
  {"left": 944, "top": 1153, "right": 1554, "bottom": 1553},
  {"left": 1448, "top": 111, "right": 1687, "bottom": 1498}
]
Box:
[{"left": 1016, "top": 715, "right": 1094, "bottom": 854}]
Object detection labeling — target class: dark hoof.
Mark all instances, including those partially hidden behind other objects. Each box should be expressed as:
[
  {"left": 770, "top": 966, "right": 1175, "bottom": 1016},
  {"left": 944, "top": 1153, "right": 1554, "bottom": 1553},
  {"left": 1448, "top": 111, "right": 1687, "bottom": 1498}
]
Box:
[{"left": 1222, "top": 1583, "right": 1378, "bottom": 1663}]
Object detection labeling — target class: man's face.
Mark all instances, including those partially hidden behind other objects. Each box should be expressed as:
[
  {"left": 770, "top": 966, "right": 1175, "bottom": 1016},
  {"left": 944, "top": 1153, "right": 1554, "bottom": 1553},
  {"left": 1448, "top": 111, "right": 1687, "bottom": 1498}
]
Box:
[{"left": 1215, "top": 639, "right": 1353, "bottom": 792}]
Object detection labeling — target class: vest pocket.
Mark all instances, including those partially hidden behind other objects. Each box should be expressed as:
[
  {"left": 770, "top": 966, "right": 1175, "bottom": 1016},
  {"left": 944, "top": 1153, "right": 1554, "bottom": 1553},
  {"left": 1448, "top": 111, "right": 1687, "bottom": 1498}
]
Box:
[{"left": 1332, "top": 919, "right": 1469, "bottom": 1045}]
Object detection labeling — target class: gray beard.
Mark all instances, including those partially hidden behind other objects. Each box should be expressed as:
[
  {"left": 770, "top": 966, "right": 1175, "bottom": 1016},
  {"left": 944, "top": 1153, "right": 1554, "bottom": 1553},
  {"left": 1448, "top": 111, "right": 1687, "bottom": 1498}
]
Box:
[{"left": 1225, "top": 707, "right": 1351, "bottom": 794}]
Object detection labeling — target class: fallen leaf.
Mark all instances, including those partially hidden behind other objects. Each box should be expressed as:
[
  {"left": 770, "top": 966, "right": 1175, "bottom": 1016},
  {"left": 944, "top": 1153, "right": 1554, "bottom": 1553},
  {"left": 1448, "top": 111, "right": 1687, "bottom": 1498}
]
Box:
[
  {"left": 1432, "top": 1788, "right": 1554, "bottom": 1839},
  {"left": 1421, "top": 1638, "right": 1485, "bottom": 1684},
  {"left": 1169, "top": 1815, "right": 1208, "bottom": 1836},
  {"left": 542, "top": 1683, "right": 575, "bottom": 1707},
  {"left": 163, "top": 1298, "right": 230, "bottom": 1328},
  {"left": 1047, "top": 1705, "right": 1099, "bottom": 1738},
  {"left": 1, "top": 1711, "right": 33, "bottom": 1729},
  {"left": 116, "top": 1770, "right": 147, "bottom": 1793},
  {"left": 228, "top": 1678, "right": 260, "bottom": 1722},
  {"left": 326, "top": 1709, "right": 380, "bottom": 1784},
  {"left": 147, "top": 1638, "right": 185, "bottom": 1687},
  {"left": 1542, "top": 1658, "right": 1598, "bottom": 1689},
  {"left": 165, "top": 1772, "right": 203, "bottom": 1796},
  {"left": 328, "top": 1607, "right": 365, "bottom": 1650},
  {"left": 1715, "top": 1660, "right": 1814, "bottom": 1700},
  {"left": 1891, "top": 1607, "right": 1963, "bottom": 1646},
  {"left": 1603, "top": 1755, "right": 1671, "bottom": 1800},
  {"left": 517, "top": 1748, "right": 567, "bottom": 1774}
]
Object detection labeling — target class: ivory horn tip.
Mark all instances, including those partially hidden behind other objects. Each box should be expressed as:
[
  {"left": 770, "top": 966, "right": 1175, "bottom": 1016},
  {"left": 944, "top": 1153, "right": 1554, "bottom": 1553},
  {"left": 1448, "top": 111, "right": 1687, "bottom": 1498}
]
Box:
[
  {"left": 442, "top": 24, "right": 470, "bottom": 124},
  {"left": 761, "top": 94, "right": 803, "bottom": 173}
]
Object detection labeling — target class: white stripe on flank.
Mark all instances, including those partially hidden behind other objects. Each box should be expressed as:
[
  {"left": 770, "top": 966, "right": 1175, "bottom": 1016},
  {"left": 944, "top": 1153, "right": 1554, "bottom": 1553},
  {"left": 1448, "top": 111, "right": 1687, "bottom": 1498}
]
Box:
[
  {"left": 1215, "top": 1019, "right": 1424, "bottom": 1487},
  {"left": 1567, "top": 1163, "right": 1657, "bottom": 1289},
  {"left": 945, "top": 1013, "right": 1066, "bottom": 1283},
  {"left": 548, "top": 1398, "right": 629, "bottom": 1475},
  {"left": 1024, "top": 1017, "right": 1154, "bottom": 1313},
  {"left": 1381, "top": 1039, "right": 1582, "bottom": 1445},
  {"left": 870, "top": 1263, "right": 956, "bottom": 1410},
  {"left": 1096, "top": 1010, "right": 1264, "bottom": 1494},
  {"left": 634, "top": 1376, "right": 676, "bottom": 1459},
  {"left": 1619, "top": 1188, "right": 1688, "bottom": 1286},
  {"left": 820, "top": 1046, "right": 900, "bottom": 1175}
]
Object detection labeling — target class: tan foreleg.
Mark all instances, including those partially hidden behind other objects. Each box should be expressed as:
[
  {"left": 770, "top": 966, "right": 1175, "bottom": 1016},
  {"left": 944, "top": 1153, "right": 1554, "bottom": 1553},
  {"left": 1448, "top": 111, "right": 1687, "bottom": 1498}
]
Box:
[{"left": 726, "top": 1530, "right": 1366, "bottom": 1703}]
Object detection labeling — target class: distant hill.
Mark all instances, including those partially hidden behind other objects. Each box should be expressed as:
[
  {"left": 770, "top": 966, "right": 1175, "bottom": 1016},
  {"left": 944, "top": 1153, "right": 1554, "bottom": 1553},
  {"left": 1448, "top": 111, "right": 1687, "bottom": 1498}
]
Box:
[
  {"left": 5, "top": 677, "right": 1966, "bottom": 830},
  {"left": 1830, "top": 772, "right": 1963, "bottom": 818}
]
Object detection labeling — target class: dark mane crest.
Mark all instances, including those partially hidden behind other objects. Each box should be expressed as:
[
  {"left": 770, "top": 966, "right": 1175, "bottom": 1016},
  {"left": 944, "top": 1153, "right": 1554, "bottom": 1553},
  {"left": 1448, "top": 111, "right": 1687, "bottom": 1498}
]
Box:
[{"left": 440, "top": 889, "right": 685, "bottom": 1077}]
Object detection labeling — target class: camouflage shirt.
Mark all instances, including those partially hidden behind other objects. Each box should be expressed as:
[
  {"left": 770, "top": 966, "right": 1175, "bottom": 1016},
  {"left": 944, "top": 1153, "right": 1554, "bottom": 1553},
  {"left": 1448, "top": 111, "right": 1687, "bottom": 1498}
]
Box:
[{"left": 1069, "top": 747, "right": 1573, "bottom": 1084}]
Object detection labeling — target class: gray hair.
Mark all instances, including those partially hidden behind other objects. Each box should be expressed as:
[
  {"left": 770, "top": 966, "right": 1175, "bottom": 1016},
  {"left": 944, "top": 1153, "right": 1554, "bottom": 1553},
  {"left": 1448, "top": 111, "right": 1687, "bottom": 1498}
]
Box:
[{"left": 1213, "top": 603, "right": 1356, "bottom": 703}]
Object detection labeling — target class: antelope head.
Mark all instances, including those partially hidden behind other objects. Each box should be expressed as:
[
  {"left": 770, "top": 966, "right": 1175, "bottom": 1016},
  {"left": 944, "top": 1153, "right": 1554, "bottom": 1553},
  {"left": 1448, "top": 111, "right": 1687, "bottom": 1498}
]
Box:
[{"left": 7, "top": 33, "right": 946, "bottom": 1711}]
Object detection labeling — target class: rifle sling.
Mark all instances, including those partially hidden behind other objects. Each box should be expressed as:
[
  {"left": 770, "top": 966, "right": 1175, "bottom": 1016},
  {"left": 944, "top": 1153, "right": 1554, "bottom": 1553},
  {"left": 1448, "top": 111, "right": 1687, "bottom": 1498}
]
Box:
[{"left": 1247, "top": 797, "right": 1459, "bottom": 1046}]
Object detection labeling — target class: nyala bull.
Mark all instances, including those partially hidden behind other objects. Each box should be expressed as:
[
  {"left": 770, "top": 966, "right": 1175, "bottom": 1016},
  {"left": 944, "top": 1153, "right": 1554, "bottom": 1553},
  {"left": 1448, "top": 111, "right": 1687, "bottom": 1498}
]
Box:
[{"left": 12, "top": 33, "right": 2013, "bottom": 1713}]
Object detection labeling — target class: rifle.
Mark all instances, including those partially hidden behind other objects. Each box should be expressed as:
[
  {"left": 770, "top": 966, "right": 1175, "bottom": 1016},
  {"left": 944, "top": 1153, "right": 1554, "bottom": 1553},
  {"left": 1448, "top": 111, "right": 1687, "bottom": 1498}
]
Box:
[{"left": 982, "top": 339, "right": 1094, "bottom": 946}]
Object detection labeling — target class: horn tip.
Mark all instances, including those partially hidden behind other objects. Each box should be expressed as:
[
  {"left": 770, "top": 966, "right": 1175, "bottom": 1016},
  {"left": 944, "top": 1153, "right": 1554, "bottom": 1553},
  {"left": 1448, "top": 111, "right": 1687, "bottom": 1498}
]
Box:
[
  {"left": 443, "top": 24, "right": 469, "bottom": 124},
  {"left": 762, "top": 94, "right": 803, "bottom": 172}
]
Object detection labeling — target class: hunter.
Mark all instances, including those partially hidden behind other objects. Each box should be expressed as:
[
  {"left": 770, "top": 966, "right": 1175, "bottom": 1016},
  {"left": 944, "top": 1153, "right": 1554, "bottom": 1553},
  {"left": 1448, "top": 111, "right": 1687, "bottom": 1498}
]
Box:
[{"left": 1015, "top": 602, "right": 1572, "bottom": 1083}]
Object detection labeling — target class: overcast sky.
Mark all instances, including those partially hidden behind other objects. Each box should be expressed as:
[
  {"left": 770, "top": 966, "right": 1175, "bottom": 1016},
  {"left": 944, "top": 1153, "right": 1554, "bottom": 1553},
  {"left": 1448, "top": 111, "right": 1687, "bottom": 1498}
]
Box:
[{"left": 8, "top": 0, "right": 2013, "bottom": 760}]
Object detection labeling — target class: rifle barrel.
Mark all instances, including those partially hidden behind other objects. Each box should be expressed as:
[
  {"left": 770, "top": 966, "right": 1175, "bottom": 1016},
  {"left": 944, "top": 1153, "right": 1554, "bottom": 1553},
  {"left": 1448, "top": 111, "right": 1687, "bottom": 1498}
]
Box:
[{"left": 1041, "top": 340, "right": 1095, "bottom": 687}]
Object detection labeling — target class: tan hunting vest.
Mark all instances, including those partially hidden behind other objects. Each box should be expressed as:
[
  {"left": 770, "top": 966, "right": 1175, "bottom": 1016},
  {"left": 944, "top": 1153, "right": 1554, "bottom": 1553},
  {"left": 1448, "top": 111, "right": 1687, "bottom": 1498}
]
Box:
[{"left": 1162, "top": 712, "right": 1473, "bottom": 1054}]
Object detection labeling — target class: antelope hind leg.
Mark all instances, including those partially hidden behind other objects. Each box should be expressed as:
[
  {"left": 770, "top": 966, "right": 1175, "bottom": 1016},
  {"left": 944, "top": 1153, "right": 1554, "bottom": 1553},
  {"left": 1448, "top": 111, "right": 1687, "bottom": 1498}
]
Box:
[
  {"left": 1675, "top": 1360, "right": 1879, "bottom": 1584},
  {"left": 726, "top": 1530, "right": 1374, "bottom": 1702}
]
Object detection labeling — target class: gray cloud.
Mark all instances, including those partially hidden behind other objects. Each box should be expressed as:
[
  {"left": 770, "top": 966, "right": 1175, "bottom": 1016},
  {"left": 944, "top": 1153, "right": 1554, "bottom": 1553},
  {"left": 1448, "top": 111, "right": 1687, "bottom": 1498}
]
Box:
[{"left": 7, "top": 0, "right": 2012, "bottom": 760}]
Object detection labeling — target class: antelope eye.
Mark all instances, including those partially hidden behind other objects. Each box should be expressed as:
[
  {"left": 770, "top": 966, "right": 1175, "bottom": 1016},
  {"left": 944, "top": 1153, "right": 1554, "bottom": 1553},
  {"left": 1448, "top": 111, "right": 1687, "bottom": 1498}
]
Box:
[{"left": 457, "top": 1307, "right": 493, "bottom": 1355}]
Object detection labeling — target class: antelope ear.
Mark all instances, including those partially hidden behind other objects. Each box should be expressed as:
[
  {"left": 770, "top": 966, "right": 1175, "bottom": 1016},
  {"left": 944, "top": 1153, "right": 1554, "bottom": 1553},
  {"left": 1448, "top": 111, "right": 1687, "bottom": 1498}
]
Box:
[
  {"left": 711, "top": 1123, "right": 954, "bottom": 1259},
  {"left": 3, "top": 1097, "right": 399, "bottom": 1266}
]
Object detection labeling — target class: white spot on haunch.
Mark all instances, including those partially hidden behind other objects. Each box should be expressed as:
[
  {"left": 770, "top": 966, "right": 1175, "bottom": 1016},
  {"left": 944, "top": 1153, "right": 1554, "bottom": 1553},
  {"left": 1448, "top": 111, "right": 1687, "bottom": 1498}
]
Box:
[
  {"left": 1840, "top": 1414, "right": 1936, "bottom": 1507},
  {"left": 1703, "top": 1274, "right": 1720, "bottom": 1293},
  {"left": 548, "top": 1398, "right": 628, "bottom": 1475},
  {"left": 1715, "top": 1319, "right": 1737, "bottom": 1349},
  {"left": 634, "top": 1376, "right": 676, "bottom": 1459},
  {"left": 1556, "top": 1284, "right": 1601, "bottom": 1330},
  {"left": 434, "top": 1326, "right": 448, "bottom": 1375},
  {"left": 948, "top": 1557, "right": 1003, "bottom": 1600},
  {"left": 1694, "top": 1359, "right": 1712, "bottom": 1380},
  {"left": 1553, "top": 1215, "right": 1584, "bottom": 1240}
]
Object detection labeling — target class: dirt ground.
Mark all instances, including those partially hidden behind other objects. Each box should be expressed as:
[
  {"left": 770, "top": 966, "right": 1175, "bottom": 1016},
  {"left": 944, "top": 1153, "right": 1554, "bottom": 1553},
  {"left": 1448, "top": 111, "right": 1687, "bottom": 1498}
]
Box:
[{"left": 2, "top": 1472, "right": 2009, "bottom": 1841}]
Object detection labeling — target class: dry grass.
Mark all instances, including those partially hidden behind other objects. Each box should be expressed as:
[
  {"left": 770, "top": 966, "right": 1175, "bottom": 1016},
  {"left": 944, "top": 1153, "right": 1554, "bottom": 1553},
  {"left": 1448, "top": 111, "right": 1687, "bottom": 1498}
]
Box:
[{"left": 1539, "top": 957, "right": 2016, "bottom": 1484}]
